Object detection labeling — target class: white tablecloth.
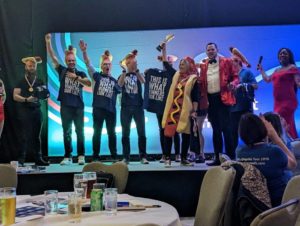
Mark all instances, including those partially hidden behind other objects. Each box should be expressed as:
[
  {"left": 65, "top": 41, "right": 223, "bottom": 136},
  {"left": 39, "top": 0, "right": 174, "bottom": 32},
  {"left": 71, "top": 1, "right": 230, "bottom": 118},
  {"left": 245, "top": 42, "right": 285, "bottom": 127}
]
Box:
[{"left": 14, "top": 194, "right": 182, "bottom": 226}]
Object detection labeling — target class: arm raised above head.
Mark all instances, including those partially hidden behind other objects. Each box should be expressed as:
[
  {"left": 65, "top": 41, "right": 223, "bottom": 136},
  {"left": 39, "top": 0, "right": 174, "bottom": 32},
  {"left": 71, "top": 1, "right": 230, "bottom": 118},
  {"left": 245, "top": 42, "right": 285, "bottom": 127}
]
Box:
[{"left": 45, "top": 33, "right": 59, "bottom": 68}]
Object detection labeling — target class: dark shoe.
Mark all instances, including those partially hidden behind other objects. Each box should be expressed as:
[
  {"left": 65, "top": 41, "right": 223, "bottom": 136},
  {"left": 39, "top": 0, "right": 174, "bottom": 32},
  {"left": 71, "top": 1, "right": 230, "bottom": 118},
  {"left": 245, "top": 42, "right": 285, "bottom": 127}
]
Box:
[
  {"left": 181, "top": 159, "right": 194, "bottom": 167},
  {"left": 35, "top": 158, "right": 50, "bottom": 166},
  {"left": 206, "top": 160, "right": 221, "bottom": 166},
  {"left": 195, "top": 155, "right": 206, "bottom": 163}
]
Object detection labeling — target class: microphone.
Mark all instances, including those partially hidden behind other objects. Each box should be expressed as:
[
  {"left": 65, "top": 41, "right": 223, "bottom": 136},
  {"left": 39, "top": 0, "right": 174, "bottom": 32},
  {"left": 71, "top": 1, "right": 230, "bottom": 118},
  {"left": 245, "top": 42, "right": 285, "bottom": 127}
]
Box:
[{"left": 257, "top": 56, "right": 263, "bottom": 70}]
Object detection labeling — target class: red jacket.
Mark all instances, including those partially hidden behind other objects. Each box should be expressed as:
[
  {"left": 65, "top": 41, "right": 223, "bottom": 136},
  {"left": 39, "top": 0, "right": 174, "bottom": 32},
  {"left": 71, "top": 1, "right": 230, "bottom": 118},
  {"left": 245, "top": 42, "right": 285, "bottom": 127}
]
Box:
[{"left": 198, "top": 56, "right": 239, "bottom": 109}]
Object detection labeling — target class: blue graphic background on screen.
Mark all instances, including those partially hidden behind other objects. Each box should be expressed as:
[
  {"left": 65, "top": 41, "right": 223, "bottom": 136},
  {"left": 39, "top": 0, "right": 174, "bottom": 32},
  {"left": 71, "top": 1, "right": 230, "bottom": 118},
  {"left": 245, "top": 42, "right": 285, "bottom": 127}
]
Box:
[{"left": 47, "top": 25, "right": 300, "bottom": 156}]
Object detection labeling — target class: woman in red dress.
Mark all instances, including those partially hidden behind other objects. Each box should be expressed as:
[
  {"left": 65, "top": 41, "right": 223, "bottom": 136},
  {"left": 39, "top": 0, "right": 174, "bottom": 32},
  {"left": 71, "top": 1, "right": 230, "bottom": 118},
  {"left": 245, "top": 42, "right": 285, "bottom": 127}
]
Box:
[
  {"left": 258, "top": 48, "right": 300, "bottom": 138},
  {"left": 0, "top": 78, "right": 6, "bottom": 138}
]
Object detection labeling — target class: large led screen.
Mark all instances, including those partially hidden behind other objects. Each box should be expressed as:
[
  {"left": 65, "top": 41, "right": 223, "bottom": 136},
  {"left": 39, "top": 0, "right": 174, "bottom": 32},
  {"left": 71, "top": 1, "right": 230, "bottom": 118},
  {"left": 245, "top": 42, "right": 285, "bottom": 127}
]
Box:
[{"left": 47, "top": 25, "right": 300, "bottom": 156}]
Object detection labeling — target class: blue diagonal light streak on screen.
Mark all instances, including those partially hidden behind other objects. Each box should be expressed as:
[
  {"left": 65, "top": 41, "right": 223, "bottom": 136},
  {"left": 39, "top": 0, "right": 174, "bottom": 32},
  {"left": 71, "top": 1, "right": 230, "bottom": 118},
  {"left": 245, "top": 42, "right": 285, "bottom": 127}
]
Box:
[
  {"left": 55, "top": 33, "right": 65, "bottom": 63},
  {"left": 48, "top": 83, "right": 58, "bottom": 98},
  {"left": 47, "top": 63, "right": 59, "bottom": 87}
]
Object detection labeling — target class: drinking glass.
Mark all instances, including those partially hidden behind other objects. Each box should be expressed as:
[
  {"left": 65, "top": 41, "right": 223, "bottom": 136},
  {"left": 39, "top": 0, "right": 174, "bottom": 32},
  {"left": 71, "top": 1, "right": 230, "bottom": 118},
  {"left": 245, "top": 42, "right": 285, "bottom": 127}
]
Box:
[
  {"left": 104, "top": 188, "right": 118, "bottom": 215},
  {"left": 68, "top": 193, "right": 82, "bottom": 223},
  {"left": 73, "top": 174, "right": 88, "bottom": 199},
  {"left": 44, "top": 190, "right": 58, "bottom": 215},
  {"left": 84, "top": 172, "right": 97, "bottom": 199},
  {"left": 0, "top": 187, "right": 16, "bottom": 226}
]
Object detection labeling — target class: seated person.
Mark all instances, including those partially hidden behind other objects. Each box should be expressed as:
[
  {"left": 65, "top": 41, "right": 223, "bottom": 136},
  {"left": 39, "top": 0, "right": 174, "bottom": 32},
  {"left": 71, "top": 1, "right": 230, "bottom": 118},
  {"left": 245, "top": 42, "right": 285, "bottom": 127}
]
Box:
[
  {"left": 281, "top": 116, "right": 300, "bottom": 175},
  {"left": 236, "top": 113, "right": 297, "bottom": 207}
]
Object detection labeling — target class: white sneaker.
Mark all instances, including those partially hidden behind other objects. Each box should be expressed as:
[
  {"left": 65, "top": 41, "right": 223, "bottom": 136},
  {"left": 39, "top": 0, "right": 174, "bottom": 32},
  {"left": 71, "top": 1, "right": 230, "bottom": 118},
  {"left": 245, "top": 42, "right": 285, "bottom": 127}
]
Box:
[
  {"left": 141, "top": 158, "right": 149, "bottom": 164},
  {"left": 78, "top": 156, "right": 85, "bottom": 165},
  {"left": 164, "top": 159, "right": 171, "bottom": 168},
  {"left": 60, "top": 157, "right": 72, "bottom": 165},
  {"left": 159, "top": 155, "right": 166, "bottom": 163},
  {"left": 175, "top": 154, "right": 181, "bottom": 162}
]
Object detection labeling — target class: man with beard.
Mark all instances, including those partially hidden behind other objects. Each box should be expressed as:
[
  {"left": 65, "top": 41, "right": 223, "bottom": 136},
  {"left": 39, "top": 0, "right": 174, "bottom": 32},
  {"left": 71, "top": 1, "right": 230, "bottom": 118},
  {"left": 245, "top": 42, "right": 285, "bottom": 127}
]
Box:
[
  {"left": 13, "top": 56, "right": 50, "bottom": 166},
  {"left": 46, "top": 34, "right": 91, "bottom": 165},
  {"left": 79, "top": 40, "right": 121, "bottom": 161}
]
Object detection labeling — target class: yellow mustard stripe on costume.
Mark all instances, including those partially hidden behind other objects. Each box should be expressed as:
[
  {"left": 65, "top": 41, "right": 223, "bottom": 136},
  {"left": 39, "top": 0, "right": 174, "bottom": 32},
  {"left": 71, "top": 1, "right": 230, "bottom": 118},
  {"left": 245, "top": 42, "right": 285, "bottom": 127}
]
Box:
[{"left": 170, "top": 86, "right": 183, "bottom": 123}]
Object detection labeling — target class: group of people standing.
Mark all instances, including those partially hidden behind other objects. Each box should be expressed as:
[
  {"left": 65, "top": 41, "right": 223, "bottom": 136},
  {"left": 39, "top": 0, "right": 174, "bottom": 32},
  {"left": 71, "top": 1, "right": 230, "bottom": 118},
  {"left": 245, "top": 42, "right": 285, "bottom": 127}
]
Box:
[
  {"left": 44, "top": 37, "right": 259, "bottom": 167},
  {"left": 3, "top": 34, "right": 299, "bottom": 168}
]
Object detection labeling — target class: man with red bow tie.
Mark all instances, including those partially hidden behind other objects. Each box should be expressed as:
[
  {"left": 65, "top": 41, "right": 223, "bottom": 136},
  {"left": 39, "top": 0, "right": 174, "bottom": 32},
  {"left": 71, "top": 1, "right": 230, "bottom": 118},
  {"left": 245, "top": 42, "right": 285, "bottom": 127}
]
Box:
[{"left": 199, "top": 43, "right": 239, "bottom": 166}]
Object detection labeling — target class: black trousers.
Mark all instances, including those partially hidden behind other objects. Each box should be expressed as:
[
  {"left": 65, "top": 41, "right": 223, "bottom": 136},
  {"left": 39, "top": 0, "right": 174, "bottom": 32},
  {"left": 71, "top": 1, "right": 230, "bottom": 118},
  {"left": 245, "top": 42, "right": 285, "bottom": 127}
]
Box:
[
  {"left": 207, "top": 93, "right": 234, "bottom": 159},
  {"left": 92, "top": 108, "right": 117, "bottom": 157},
  {"left": 60, "top": 105, "right": 85, "bottom": 157},
  {"left": 164, "top": 133, "right": 190, "bottom": 160},
  {"left": 18, "top": 107, "right": 43, "bottom": 161},
  {"left": 156, "top": 113, "right": 180, "bottom": 155},
  {"left": 121, "top": 106, "right": 147, "bottom": 159},
  {"left": 231, "top": 110, "right": 251, "bottom": 154}
]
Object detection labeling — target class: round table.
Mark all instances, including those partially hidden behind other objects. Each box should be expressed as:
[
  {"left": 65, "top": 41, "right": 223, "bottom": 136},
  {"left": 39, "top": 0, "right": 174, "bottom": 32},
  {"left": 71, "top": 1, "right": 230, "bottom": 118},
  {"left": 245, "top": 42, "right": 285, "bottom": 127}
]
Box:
[{"left": 14, "top": 194, "right": 182, "bottom": 226}]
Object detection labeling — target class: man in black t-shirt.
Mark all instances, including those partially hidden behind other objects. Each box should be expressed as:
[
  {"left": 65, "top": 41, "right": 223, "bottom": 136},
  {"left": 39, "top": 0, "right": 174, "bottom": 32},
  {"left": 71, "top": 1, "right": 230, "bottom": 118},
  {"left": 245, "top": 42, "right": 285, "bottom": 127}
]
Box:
[
  {"left": 79, "top": 40, "right": 121, "bottom": 161},
  {"left": 118, "top": 50, "right": 148, "bottom": 164},
  {"left": 13, "top": 56, "right": 50, "bottom": 166},
  {"left": 46, "top": 34, "right": 91, "bottom": 165}
]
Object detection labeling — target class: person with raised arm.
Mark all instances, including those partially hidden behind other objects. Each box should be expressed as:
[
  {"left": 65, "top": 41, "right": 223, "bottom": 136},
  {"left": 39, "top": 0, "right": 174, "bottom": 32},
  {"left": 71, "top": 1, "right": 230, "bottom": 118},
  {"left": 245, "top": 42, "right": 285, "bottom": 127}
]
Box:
[
  {"left": 79, "top": 40, "right": 120, "bottom": 161},
  {"left": 143, "top": 43, "right": 181, "bottom": 163},
  {"left": 258, "top": 47, "right": 300, "bottom": 139},
  {"left": 118, "top": 50, "right": 148, "bottom": 164},
  {"left": 237, "top": 113, "right": 297, "bottom": 206},
  {"left": 45, "top": 33, "right": 91, "bottom": 165}
]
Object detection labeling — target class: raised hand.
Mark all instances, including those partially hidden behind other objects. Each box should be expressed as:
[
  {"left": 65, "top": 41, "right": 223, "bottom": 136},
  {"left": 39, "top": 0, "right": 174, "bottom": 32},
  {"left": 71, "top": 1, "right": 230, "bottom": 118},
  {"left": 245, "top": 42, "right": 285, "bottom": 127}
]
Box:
[
  {"left": 45, "top": 33, "right": 51, "bottom": 42},
  {"left": 257, "top": 63, "right": 263, "bottom": 71},
  {"left": 120, "top": 62, "right": 127, "bottom": 72},
  {"left": 259, "top": 114, "right": 279, "bottom": 141},
  {"left": 79, "top": 40, "right": 87, "bottom": 52}
]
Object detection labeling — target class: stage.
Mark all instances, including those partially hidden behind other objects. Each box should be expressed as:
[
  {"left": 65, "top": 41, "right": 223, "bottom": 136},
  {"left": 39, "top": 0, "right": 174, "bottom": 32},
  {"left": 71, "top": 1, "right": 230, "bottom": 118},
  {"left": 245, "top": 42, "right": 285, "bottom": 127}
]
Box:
[{"left": 17, "top": 160, "right": 211, "bottom": 217}]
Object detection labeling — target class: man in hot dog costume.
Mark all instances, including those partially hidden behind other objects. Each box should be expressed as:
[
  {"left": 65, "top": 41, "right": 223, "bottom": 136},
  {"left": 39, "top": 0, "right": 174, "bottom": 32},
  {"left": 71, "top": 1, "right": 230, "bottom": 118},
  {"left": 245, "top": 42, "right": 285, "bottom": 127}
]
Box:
[
  {"left": 162, "top": 56, "right": 199, "bottom": 167},
  {"left": 198, "top": 43, "right": 239, "bottom": 166}
]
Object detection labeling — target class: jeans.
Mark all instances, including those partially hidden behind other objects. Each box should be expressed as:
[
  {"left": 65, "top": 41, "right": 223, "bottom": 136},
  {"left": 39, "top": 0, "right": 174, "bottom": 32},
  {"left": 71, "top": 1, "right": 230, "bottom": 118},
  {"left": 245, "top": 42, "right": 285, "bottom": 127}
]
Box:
[
  {"left": 121, "top": 106, "right": 146, "bottom": 159},
  {"left": 18, "top": 107, "right": 43, "bottom": 161},
  {"left": 60, "top": 105, "right": 85, "bottom": 157},
  {"left": 92, "top": 108, "right": 117, "bottom": 158}
]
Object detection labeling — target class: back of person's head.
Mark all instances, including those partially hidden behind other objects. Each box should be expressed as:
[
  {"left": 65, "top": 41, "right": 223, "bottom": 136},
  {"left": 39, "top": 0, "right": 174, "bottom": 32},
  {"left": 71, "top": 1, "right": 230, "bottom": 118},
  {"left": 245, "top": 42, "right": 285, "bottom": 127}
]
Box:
[
  {"left": 263, "top": 112, "right": 283, "bottom": 138},
  {"left": 239, "top": 113, "right": 267, "bottom": 146}
]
